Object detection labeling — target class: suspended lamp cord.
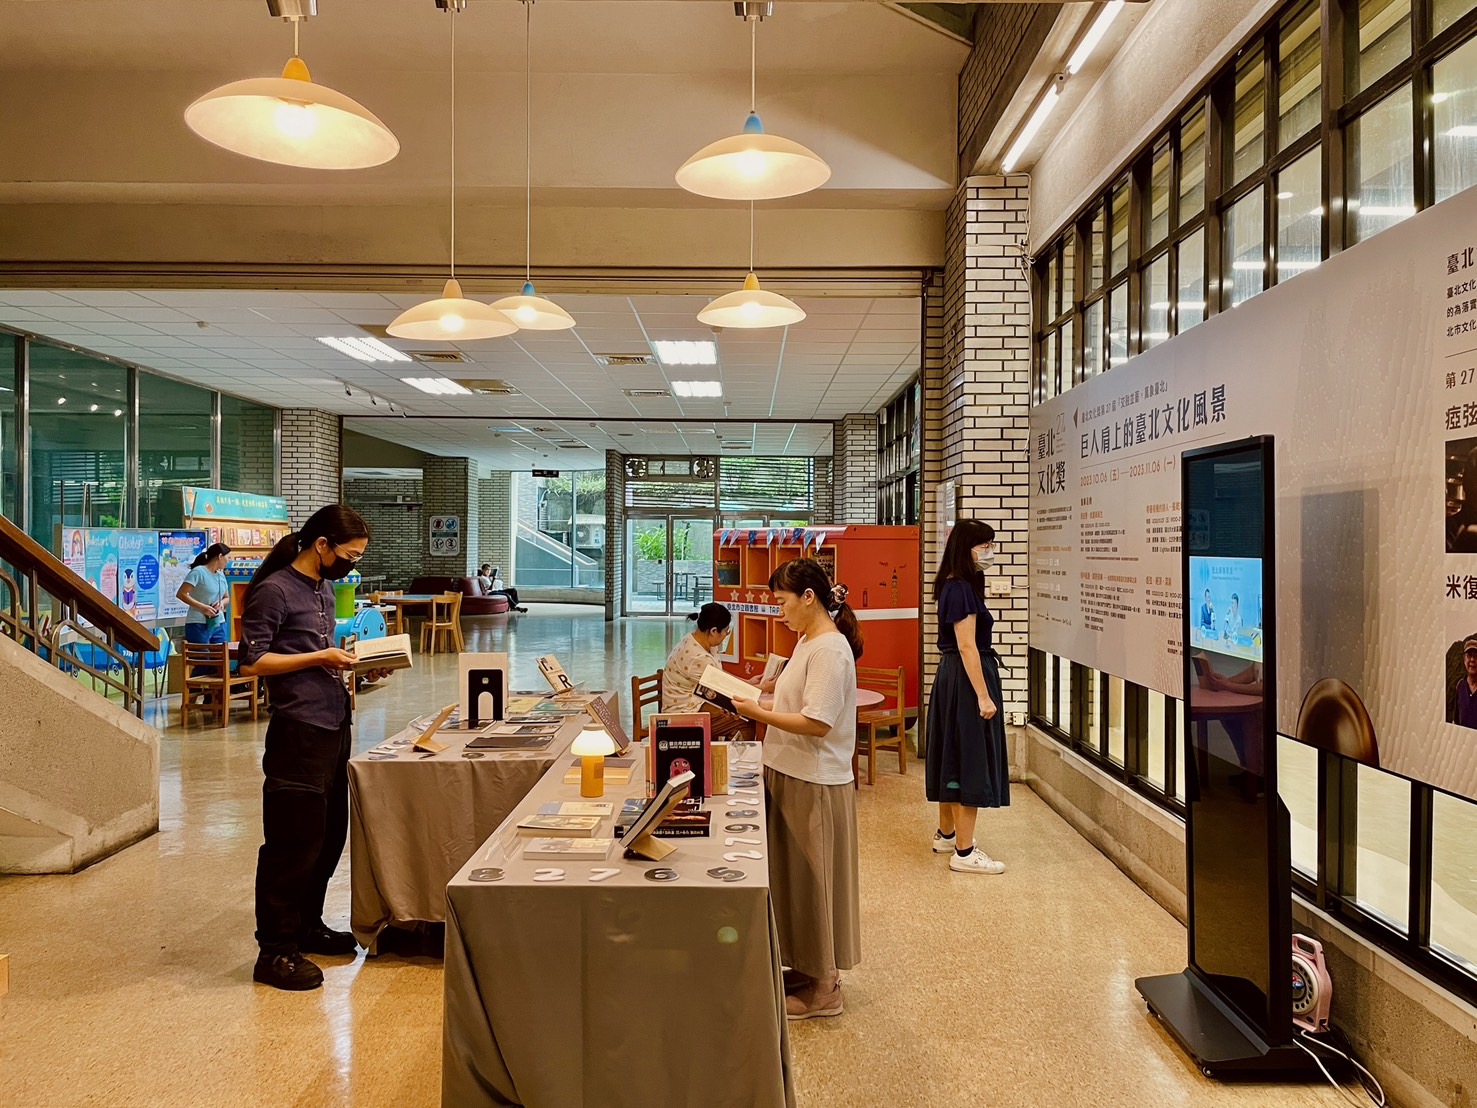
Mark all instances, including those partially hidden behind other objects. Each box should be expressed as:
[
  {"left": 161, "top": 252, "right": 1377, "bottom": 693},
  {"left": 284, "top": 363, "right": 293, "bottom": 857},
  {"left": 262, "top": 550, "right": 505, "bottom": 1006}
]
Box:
[
  {"left": 292, "top": 18, "right": 301, "bottom": 58},
  {"left": 525, "top": 0, "right": 533, "bottom": 283},
  {"left": 749, "top": 201, "right": 755, "bottom": 273},
  {"left": 449, "top": 6, "right": 458, "bottom": 278},
  {"left": 750, "top": 15, "right": 757, "bottom": 114}
]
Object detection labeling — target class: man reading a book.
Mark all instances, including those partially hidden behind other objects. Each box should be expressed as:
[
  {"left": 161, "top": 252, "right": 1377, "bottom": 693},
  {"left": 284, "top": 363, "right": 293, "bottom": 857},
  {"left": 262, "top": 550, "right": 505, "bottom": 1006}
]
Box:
[{"left": 662, "top": 603, "right": 754, "bottom": 739}]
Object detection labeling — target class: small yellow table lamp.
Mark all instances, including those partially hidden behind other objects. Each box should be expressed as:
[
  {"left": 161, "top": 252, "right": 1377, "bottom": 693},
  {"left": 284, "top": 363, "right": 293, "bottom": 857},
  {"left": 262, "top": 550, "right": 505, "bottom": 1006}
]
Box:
[{"left": 570, "top": 728, "right": 617, "bottom": 798}]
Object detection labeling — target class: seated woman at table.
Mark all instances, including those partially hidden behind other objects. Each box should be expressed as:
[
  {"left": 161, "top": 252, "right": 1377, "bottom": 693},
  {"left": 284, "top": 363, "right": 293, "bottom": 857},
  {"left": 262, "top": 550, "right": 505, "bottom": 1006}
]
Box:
[
  {"left": 477, "top": 564, "right": 528, "bottom": 613},
  {"left": 732, "top": 558, "right": 862, "bottom": 1021},
  {"left": 661, "top": 602, "right": 753, "bottom": 740}
]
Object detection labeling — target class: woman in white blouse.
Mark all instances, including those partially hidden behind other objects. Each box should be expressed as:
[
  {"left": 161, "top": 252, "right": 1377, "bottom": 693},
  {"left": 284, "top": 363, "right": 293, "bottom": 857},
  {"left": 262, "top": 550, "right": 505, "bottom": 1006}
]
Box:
[
  {"left": 734, "top": 557, "right": 863, "bottom": 1021},
  {"left": 661, "top": 602, "right": 752, "bottom": 739}
]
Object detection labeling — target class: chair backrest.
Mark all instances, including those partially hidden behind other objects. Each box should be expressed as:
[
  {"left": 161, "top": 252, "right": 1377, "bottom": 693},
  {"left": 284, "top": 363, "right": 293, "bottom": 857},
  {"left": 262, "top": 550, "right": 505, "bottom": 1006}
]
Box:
[
  {"left": 432, "top": 592, "right": 461, "bottom": 622},
  {"left": 631, "top": 669, "right": 663, "bottom": 740},
  {"left": 856, "top": 665, "right": 905, "bottom": 710},
  {"left": 183, "top": 641, "right": 230, "bottom": 677}
]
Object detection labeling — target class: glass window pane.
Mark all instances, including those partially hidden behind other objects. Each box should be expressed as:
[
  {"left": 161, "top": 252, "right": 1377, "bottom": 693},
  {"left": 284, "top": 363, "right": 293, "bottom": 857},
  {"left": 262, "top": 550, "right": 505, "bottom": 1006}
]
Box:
[
  {"left": 521, "top": 472, "right": 607, "bottom": 589},
  {"left": 575, "top": 471, "right": 607, "bottom": 589},
  {"left": 1144, "top": 253, "right": 1170, "bottom": 350},
  {"left": 1174, "top": 697, "right": 1188, "bottom": 801},
  {"left": 1149, "top": 140, "right": 1172, "bottom": 246},
  {"left": 1354, "top": 764, "right": 1410, "bottom": 932},
  {"left": 1279, "top": 735, "right": 1319, "bottom": 877},
  {"left": 1348, "top": 84, "right": 1415, "bottom": 244},
  {"left": 1042, "top": 652, "right": 1056, "bottom": 724},
  {"left": 1232, "top": 48, "right": 1267, "bottom": 183},
  {"left": 1089, "top": 204, "right": 1106, "bottom": 290},
  {"left": 1110, "top": 179, "right": 1130, "bottom": 275},
  {"left": 1060, "top": 320, "right": 1075, "bottom": 389},
  {"left": 1057, "top": 656, "right": 1072, "bottom": 733},
  {"left": 1177, "top": 229, "right": 1207, "bottom": 332},
  {"left": 138, "top": 373, "right": 212, "bottom": 529},
  {"left": 1179, "top": 106, "right": 1207, "bottom": 222},
  {"left": 1434, "top": 35, "right": 1477, "bottom": 205},
  {"left": 1061, "top": 235, "right": 1076, "bottom": 311},
  {"left": 1275, "top": 146, "right": 1323, "bottom": 283},
  {"left": 1146, "top": 689, "right": 1167, "bottom": 789},
  {"left": 1353, "top": 0, "right": 1411, "bottom": 95},
  {"left": 219, "top": 395, "right": 277, "bottom": 496},
  {"left": 1083, "top": 299, "right": 1104, "bottom": 380},
  {"left": 1109, "top": 282, "right": 1129, "bottom": 369},
  {"left": 1435, "top": 0, "right": 1477, "bottom": 36},
  {"left": 1080, "top": 668, "right": 1099, "bottom": 751},
  {"left": 1278, "top": 1, "right": 1322, "bottom": 148},
  {"left": 27, "top": 344, "right": 129, "bottom": 549},
  {"left": 1107, "top": 675, "right": 1126, "bottom": 765},
  {"left": 1431, "top": 789, "right": 1477, "bottom": 972},
  {"left": 1043, "top": 329, "right": 1058, "bottom": 401},
  {"left": 1226, "top": 187, "right": 1266, "bottom": 308},
  {"left": 1, "top": 335, "right": 16, "bottom": 524},
  {"left": 1046, "top": 251, "right": 1060, "bottom": 321}
]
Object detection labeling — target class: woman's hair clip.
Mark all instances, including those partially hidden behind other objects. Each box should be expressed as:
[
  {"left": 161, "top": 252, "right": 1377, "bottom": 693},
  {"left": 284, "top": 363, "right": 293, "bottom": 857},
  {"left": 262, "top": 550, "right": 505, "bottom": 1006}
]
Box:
[{"left": 829, "top": 583, "right": 849, "bottom": 609}]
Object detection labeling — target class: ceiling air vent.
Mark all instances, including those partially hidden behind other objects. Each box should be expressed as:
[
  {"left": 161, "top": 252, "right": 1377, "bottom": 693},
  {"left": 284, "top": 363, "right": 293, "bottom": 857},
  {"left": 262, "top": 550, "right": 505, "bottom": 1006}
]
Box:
[
  {"left": 409, "top": 350, "right": 468, "bottom": 364},
  {"left": 721, "top": 442, "right": 753, "bottom": 450},
  {"left": 597, "top": 354, "right": 655, "bottom": 367},
  {"left": 622, "top": 388, "right": 671, "bottom": 398},
  {"left": 456, "top": 378, "right": 520, "bottom": 396}
]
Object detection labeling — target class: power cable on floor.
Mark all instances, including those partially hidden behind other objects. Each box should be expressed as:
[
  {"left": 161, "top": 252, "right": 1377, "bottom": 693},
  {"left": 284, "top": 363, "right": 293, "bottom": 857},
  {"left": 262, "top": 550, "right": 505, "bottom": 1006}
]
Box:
[{"left": 1295, "top": 1029, "right": 1386, "bottom": 1107}]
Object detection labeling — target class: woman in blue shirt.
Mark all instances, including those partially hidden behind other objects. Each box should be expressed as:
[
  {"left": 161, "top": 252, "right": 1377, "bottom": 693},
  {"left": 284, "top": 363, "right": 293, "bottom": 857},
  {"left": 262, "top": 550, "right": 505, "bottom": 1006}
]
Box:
[
  {"left": 925, "top": 519, "right": 1010, "bottom": 874},
  {"left": 176, "top": 542, "right": 232, "bottom": 645}
]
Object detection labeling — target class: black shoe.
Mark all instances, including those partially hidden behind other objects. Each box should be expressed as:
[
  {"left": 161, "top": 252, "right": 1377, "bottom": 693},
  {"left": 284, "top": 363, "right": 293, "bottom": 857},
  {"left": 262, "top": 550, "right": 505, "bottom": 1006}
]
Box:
[
  {"left": 253, "top": 951, "right": 323, "bottom": 991},
  {"left": 300, "top": 924, "right": 358, "bottom": 956}
]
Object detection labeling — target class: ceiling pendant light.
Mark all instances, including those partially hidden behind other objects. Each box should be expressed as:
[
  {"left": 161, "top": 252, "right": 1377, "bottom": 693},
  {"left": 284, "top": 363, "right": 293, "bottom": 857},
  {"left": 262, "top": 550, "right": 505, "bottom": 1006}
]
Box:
[
  {"left": 491, "top": 2, "right": 576, "bottom": 331},
  {"left": 697, "top": 203, "right": 805, "bottom": 329},
  {"left": 184, "top": 7, "right": 398, "bottom": 170},
  {"left": 389, "top": 5, "right": 517, "bottom": 343},
  {"left": 676, "top": 7, "right": 830, "bottom": 201}
]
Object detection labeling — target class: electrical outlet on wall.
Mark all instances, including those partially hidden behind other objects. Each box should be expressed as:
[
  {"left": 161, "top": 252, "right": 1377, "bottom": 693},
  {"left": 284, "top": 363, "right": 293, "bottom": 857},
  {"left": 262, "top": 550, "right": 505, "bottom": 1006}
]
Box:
[{"left": 987, "top": 577, "right": 1012, "bottom": 597}]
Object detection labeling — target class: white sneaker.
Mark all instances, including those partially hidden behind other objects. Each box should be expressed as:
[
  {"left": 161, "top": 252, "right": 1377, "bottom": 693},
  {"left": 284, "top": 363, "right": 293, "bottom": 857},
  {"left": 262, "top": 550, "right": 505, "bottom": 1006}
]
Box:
[
  {"left": 949, "top": 849, "right": 1006, "bottom": 874},
  {"left": 931, "top": 831, "right": 957, "bottom": 854}
]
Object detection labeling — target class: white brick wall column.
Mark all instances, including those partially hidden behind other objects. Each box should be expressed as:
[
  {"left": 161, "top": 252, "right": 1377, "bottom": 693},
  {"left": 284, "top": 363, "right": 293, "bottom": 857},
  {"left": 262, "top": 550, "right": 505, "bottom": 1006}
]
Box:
[
  {"left": 832, "top": 414, "right": 879, "bottom": 525},
  {"left": 343, "top": 476, "right": 423, "bottom": 588},
  {"left": 478, "top": 471, "right": 513, "bottom": 578},
  {"left": 422, "top": 456, "right": 480, "bottom": 577},
  {"left": 604, "top": 452, "right": 627, "bottom": 620},
  {"left": 921, "top": 175, "right": 1033, "bottom": 744},
  {"left": 280, "top": 409, "right": 341, "bottom": 527}
]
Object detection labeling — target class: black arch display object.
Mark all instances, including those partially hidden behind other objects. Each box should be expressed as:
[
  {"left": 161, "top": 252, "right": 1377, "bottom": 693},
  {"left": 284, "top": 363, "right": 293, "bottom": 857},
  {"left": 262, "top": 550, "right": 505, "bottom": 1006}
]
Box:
[{"left": 1136, "top": 435, "right": 1316, "bottom": 1079}]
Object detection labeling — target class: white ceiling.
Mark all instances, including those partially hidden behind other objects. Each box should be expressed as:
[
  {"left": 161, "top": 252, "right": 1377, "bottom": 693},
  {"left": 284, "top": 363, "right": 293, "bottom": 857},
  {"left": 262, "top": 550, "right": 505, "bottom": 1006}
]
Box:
[{"left": 0, "top": 286, "right": 916, "bottom": 460}]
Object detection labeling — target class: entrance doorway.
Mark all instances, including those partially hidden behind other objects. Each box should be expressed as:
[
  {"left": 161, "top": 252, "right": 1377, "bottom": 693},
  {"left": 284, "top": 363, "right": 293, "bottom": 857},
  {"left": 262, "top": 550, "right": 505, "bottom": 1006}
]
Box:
[{"left": 626, "top": 515, "right": 715, "bottom": 615}]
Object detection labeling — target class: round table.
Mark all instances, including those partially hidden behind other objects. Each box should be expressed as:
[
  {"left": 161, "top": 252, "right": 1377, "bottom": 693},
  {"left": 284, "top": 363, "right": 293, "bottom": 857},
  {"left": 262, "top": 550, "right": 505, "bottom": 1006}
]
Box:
[{"left": 759, "top": 688, "right": 885, "bottom": 708}]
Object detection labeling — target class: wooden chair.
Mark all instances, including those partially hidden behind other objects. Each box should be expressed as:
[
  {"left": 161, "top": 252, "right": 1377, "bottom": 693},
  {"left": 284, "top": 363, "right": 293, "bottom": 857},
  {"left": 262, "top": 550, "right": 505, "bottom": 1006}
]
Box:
[
  {"left": 181, "top": 642, "right": 258, "bottom": 727},
  {"left": 856, "top": 665, "right": 907, "bottom": 786},
  {"left": 631, "top": 669, "right": 663, "bottom": 741},
  {"left": 370, "top": 591, "right": 405, "bottom": 635},
  {"left": 420, "top": 592, "right": 465, "bottom": 655}
]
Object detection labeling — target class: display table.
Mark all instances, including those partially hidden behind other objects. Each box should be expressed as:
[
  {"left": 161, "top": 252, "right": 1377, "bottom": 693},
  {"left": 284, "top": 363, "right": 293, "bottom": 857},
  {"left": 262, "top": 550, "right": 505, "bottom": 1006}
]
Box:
[
  {"left": 348, "top": 705, "right": 599, "bottom": 948},
  {"left": 372, "top": 593, "right": 442, "bottom": 637},
  {"left": 442, "top": 741, "right": 794, "bottom": 1108}
]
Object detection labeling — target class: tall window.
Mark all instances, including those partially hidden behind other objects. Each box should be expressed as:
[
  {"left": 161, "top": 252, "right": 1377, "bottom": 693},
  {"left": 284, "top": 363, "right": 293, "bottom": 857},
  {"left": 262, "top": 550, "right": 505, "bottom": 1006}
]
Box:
[
  {"left": 512, "top": 471, "right": 606, "bottom": 589},
  {"left": 137, "top": 373, "right": 212, "bottom": 527},
  {"left": 220, "top": 395, "right": 278, "bottom": 497},
  {"left": 876, "top": 381, "right": 920, "bottom": 525},
  {"left": 1, "top": 334, "right": 16, "bottom": 524}
]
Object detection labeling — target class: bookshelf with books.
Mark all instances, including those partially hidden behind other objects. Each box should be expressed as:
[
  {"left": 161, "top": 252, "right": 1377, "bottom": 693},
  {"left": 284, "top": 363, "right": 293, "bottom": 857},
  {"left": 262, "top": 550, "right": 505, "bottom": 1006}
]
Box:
[{"left": 711, "top": 525, "right": 921, "bottom": 710}]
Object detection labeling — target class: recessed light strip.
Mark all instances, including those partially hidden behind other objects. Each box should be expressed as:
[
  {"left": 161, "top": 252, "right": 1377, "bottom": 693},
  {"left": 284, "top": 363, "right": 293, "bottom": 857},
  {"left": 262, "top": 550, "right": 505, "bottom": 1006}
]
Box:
[
  {"left": 401, "top": 377, "right": 472, "bottom": 396},
  {"left": 671, "top": 380, "right": 724, "bottom": 398},
  {"left": 653, "top": 340, "right": 718, "bottom": 366},
  {"left": 318, "top": 335, "right": 411, "bottom": 363}
]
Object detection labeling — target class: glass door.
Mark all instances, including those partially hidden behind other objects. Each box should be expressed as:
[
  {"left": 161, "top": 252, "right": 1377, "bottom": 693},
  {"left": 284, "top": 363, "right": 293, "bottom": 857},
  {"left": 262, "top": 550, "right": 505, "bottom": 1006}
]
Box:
[{"left": 625, "top": 515, "right": 715, "bottom": 615}]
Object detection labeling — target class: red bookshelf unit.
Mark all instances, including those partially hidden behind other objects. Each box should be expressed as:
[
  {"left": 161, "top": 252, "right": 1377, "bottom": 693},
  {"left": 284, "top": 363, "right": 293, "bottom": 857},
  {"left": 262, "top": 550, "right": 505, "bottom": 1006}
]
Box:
[{"left": 711, "top": 525, "right": 921, "bottom": 710}]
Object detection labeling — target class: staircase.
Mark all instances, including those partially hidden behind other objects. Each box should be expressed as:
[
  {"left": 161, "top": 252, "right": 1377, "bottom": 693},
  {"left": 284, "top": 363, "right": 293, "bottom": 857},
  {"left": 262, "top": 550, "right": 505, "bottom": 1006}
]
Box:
[{"left": 0, "top": 514, "right": 161, "bottom": 873}]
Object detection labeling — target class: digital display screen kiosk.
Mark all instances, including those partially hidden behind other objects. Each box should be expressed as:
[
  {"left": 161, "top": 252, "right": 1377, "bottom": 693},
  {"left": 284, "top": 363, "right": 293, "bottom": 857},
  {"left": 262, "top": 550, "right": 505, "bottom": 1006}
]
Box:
[{"left": 1136, "top": 436, "right": 1315, "bottom": 1079}]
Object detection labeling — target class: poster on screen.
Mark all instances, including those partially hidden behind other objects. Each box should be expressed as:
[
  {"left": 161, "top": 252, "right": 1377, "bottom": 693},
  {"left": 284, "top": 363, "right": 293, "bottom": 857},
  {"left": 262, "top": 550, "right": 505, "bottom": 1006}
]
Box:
[
  {"left": 1027, "top": 183, "right": 1477, "bottom": 802},
  {"left": 158, "top": 531, "right": 208, "bottom": 622}
]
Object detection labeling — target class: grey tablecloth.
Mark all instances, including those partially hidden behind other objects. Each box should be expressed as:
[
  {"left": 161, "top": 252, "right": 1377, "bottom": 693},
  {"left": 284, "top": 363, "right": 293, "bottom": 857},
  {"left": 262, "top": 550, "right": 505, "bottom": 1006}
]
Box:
[
  {"left": 347, "top": 710, "right": 591, "bottom": 947},
  {"left": 442, "top": 742, "right": 794, "bottom": 1108}
]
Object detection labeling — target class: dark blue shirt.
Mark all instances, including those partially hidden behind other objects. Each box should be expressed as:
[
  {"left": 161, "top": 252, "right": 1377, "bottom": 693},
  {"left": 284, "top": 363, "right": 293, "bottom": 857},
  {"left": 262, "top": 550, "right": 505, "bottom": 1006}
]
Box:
[
  {"left": 241, "top": 567, "right": 349, "bottom": 730},
  {"left": 937, "top": 578, "right": 993, "bottom": 654},
  {"left": 1458, "top": 678, "right": 1477, "bottom": 729}
]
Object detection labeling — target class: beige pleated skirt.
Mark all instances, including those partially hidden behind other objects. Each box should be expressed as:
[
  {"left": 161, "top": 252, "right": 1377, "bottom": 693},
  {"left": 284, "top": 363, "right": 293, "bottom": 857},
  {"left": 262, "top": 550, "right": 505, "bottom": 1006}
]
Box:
[{"left": 763, "top": 767, "right": 861, "bottom": 979}]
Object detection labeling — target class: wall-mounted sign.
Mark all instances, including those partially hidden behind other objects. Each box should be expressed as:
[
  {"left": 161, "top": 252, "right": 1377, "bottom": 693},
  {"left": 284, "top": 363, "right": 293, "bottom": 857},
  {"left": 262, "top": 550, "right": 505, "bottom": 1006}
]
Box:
[
  {"left": 430, "top": 515, "right": 461, "bottom": 557},
  {"left": 532, "top": 469, "right": 561, "bottom": 478}
]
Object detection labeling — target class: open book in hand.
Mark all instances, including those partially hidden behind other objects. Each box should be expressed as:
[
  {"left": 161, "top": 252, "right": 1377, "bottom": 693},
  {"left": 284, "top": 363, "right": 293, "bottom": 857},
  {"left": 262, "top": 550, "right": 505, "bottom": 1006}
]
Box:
[
  {"left": 350, "top": 633, "right": 414, "bottom": 674},
  {"left": 694, "top": 664, "right": 761, "bottom": 715},
  {"left": 761, "top": 653, "right": 788, "bottom": 684}
]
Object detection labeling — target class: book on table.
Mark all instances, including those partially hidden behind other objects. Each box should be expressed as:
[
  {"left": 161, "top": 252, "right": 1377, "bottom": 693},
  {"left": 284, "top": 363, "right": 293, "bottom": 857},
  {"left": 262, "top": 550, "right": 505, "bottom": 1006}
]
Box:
[
  {"left": 515, "top": 814, "right": 604, "bottom": 838},
  {"left": 693, "top": 665, "right": 761, "bottom": 715},
  {"left": 349, "top": 633, "right": 414, "bottom": 674},
  {"left": 521, "top": 837, "right": 615, "bottom": 861},
  {"left": 537, "top": 801, "right": 614, "bottom": 818},
  {"left": 649, "top": 713, "right": 713, "bottom": 798},
  {"left": 615, "top": 798, "right": 711, "bottom": 839},
  {"left": 562, "top": 757, "right": 636, "bottom": 786}
]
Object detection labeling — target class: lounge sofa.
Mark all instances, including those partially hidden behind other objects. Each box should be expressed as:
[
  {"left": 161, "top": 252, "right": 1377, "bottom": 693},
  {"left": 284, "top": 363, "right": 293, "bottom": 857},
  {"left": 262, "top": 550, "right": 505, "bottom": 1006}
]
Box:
[{"left": 406, "top": 576, "right": 511, "bottom": 616}]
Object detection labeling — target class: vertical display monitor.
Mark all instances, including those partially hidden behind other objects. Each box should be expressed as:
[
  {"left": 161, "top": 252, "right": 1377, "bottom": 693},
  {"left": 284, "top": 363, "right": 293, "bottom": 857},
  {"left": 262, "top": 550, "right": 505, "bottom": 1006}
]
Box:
[{"left": 1182, "top": 435, "right": 1290, "bottom": 1045}]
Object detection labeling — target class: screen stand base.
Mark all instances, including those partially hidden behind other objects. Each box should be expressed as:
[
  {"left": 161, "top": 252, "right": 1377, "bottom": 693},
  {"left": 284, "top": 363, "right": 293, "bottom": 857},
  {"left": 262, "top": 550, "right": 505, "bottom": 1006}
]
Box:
[{"left": 1136, "top": 971, "right": 1321, "bottom": 1081}]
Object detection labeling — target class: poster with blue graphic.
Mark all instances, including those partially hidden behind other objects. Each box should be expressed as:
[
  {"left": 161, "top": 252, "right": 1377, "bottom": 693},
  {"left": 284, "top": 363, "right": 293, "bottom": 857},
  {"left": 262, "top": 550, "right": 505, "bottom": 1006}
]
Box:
[
  {"left": 158, "top": 531, "right": 208, "bottom": 622},
  {"left": 117, "top": 530, "right": 161, "bottom": 623},
  {"left": 83, "top": 529, "right": 119, "bottom": 608},
  {"left": 1187, "top": 555, "right": 1264, "bottom": 664}
]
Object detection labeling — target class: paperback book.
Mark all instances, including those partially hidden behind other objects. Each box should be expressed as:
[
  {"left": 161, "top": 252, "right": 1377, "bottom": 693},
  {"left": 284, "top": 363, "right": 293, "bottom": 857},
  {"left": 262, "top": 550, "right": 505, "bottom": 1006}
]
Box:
[
  {"left": 515, "top": 814, "right": 604, "bottom": 838},
  {"left": 348, "top": 633, "right": 414, "bottom": 674},
  {"left": 693, "top": 665, "right": 761, "bottom": 715},
  {"left": 537, "top": 801, "right": 614, "bottom": 818},
  {"left": 521, "top": 837, "right": 615, "bottom": 861}
]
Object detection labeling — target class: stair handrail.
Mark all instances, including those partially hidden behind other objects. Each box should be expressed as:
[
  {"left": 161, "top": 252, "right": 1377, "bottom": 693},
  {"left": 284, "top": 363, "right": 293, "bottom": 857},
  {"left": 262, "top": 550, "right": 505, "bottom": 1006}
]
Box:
[{"left": 0, "top": 513, "right": 160, "bottom": 716}]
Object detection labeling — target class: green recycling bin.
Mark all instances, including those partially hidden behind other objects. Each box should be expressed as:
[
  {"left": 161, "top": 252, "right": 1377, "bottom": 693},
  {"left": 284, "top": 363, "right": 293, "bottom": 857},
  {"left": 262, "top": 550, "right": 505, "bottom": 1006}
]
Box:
[{"left": 333, "top": 568, "right": 361, "bottom": 620}]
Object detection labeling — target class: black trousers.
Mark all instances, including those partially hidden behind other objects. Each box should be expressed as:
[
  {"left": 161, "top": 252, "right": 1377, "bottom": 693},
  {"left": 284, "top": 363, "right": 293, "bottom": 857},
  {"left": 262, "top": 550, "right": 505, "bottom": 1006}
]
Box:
[{"left": 254, "top": 713, "right": 352, "bottom": 956}]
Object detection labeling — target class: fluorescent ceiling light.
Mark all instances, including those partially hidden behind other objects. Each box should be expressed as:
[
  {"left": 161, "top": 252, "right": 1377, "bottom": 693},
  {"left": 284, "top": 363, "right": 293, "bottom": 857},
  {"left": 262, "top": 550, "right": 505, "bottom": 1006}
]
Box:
[
  {"left": 1445, "top": 125, "right": 1477, "bottom": 137},
  {"left": 1356, "top": 205, "right": 1416, "bottom": 218},
  {"left": 652, "top": 340, "right": 718, "bottom": 366},
  {"left": 1002, "top": 83, "right": 1061, "bottom": 172},
  {"left": 317, "top": 336, "right": 411, "bottom": 363},
  {"left": 400, "top": 377, "right": 472, "bottom": 396},
  {"left": 1276, "top": 260, "right": 1321, "bottom": 271},
  {"left": 671, "top": 381, "right": 723, "bottom": 398},
  {"left": 1066, "top": 0, "right": 1125, "bottom": 75},
  {"left": 1277, "top": 191, "right": 1295, "bottom": 199},
  {"left": 1232, "top": 261, "right": 1265, "bottom": 271}
]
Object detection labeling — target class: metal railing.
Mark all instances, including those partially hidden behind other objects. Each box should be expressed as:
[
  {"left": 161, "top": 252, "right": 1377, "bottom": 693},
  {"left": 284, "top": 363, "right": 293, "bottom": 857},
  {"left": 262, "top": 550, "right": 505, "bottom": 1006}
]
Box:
[{"left": 0, "top": 515, "right": 159, "bottom": 718}]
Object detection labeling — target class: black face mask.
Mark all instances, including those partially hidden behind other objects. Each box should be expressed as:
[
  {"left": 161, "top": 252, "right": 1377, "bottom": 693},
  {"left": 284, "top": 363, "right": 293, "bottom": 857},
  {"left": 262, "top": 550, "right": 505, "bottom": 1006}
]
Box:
[{"left": 319, "top": 547, "right": 356, "bottom": 581}]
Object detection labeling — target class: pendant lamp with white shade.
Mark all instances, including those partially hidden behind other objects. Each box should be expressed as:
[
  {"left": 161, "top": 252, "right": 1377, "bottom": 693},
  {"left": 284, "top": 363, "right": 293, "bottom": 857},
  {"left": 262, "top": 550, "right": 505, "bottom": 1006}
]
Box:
[
  {"left": 185, "top": 16, "right": 399, "bottom": 171},
  {"left": 677, "top": 10, "right": 829, "bottom": 202},
  {"left": 698, "top": 204, "right": 805, "bottom": 330},
  {"left": 491, "top": 2, "right": 576, "bottom": 331},
  {"left": 389, "top": 7, "right": 517, "bottom": 343}
]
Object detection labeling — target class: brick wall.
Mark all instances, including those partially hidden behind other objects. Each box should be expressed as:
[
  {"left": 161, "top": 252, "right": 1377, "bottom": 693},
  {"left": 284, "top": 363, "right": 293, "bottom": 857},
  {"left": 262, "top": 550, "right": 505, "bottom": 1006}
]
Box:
[
  {"left": 813, "top": 455, "right": 834, "bottom": 525},
  {"left": 604, "top": 452, "right": 626, "bottom": 620},
  {"left": 958, "top": 4, "right": 1051, "bottom": 175},
  {"left": 920, "top": 176, "right": 1033, "bottom": 734},
  {"left": 280, "top": 409, "right": 341, "bottom": 527},
  {"left": 422, "top": 456, "right": 479, "bottom": 577},
  {"left": 343, "top": 476, "right": 423, "bottom": 588},
  {"left": 832, "top": 414, "right": 879, "bottom": 525},
  {"left": 220, "top": 401, "right": 277, "bottom": 496},
  {"left": 479, "top": 471, "right": 513, "bottom": 577}
]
